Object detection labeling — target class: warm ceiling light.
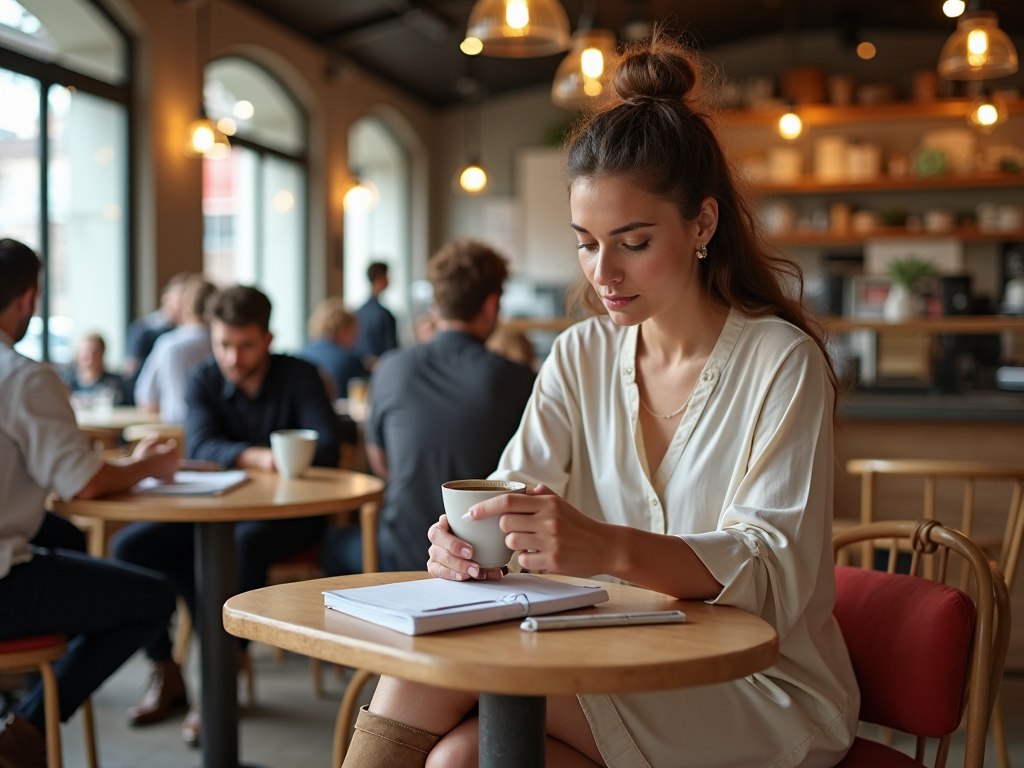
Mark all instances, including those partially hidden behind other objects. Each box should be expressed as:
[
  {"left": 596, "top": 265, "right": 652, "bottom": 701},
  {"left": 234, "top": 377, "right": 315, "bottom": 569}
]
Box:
[
  {"left": 942, "top": 0, "right": 965, "bottom": 18},
  {"left": 454, "top": 163, "right": 489, "bottom": 194},
  {"left": 465, "top": 0, "right": 571, "bottom": 58},
  {"left": 968, "top": 93, "right": 1009, "bottom": 133},
  {"left": 233, "top": 100, "right": 254, "bottom": 119},
  {"left": 551, "top": 28, "right": 619, "bottom": 110},
  {"left": 857, "top": 41, "right": 877, "bottom": 59},
  {"left": 216, "top": 117, "right": 237, "bottom": 136},
  {"left": 343, "top": 179, "right": 379, "bottom": 214},
  {"left": 184, "top": 115, "right": 230, "bottom": 158},
  {"left": 778, "top": 112, "right": 803, "bottom": 140},
  {"left": 938, "top": 11, "right": 1018, "bottom": 80},
  {"left": 272, "top": 190, "right": 295, "bottom": 213},
  {"left": 460, "top": 36, "right": 484, "bottom": 55}
]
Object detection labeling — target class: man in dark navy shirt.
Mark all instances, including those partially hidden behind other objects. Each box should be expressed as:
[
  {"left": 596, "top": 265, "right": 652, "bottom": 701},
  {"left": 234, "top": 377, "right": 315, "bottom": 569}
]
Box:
[
  {"left": 321, "top": 240, "right": 535, "bottom": 575},
  {"left": 354, "top": 261, "right": 398, "bottom": 370},
  {"left": 113, "top": 286, "right": 340, "bottom": 745}
]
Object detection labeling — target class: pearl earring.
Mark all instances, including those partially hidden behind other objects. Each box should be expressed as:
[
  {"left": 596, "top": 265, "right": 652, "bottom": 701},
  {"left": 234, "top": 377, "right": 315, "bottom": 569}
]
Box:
[{"left": 696, "top": 244, "right": 708, "bottom": 260}]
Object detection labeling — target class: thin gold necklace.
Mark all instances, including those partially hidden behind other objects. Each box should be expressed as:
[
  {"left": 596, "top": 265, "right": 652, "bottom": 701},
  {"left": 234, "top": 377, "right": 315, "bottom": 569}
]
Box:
[{"left": 637, "top": 365, "right": 706, "bottom": 420}]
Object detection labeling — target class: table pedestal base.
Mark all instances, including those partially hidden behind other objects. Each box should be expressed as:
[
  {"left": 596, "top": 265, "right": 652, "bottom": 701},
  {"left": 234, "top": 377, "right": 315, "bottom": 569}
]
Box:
[{"left": 479, "top": 693, "right": 546, "bottom": 768}]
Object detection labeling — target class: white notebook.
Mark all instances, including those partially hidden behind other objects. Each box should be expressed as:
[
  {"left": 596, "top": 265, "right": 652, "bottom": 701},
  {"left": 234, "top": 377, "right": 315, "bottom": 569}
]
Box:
[
  {"left": 132, "top": 470, "right": 249, "bottom": 496},
  {"left": 323, "top": 574, "right": 609, "bottom": 635}
]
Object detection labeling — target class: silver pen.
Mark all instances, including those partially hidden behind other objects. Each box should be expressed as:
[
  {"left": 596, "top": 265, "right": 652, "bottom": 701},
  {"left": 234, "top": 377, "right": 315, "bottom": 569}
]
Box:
[{"left": 520, "top": 610, "right": 686, "bottom": 632}]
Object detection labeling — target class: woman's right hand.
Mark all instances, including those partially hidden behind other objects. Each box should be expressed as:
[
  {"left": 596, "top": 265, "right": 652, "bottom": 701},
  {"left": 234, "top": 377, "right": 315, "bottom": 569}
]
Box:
[{"left": 427, "top": 514, "right": 505, "bottom": 582}]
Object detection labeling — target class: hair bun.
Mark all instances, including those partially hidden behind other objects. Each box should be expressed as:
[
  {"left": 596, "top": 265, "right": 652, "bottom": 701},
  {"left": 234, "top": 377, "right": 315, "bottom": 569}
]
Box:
[{"left": 612, "top": 36, "right": 699, "bottom": 106}]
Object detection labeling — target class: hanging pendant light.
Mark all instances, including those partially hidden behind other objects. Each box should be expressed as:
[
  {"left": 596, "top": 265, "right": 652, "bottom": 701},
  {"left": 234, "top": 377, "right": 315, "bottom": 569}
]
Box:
[
  {"left": 968, "top": 92, "right": 1009, "bottom": 132},
  {"left": 938, "top": 11, "right": 1018, "bottom": 80},
  {"left": 464, "top": 0, "right": 570, "bottom": 58},
  {"left": 552, "top": 28, "right": 619, "bottom": 110},
  {"left": 343, "top": 178, "right": 379, "bottom": 214},
  {"left": 453, "top": 162, "right": 489, "bottom": 194},
  {"left": 183, "top": 0, "right": 230, "bottom": 159},
  {"left": 452, "top": 101, "right": 490, "bottom": 195},
  {"left": 778, "top": 108, "right": 803, "bottom": 140}
]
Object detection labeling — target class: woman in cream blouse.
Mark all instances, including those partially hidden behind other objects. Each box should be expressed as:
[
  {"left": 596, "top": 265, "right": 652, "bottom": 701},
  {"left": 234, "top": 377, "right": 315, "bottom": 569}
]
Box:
[{"left": 341, "top": 34, "right": 859, "bottom": 768}]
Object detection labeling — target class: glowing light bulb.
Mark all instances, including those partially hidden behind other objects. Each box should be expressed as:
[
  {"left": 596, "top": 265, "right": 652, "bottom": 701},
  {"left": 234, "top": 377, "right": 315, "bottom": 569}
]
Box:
[
  {"left": 581, "top": 48, "right": 604, "bottom": 78},
  {"left": 778, "top": 112, "right": 802, "bottom": 140},
  {"left": 233, "top": 100, "right": 254, "bottom": 120},
  {"left": 583, "top": 80, "right": 603, "bottom": 97},
  {"left": 217, "top": 117, "right": 237, "bottom": 136},
  {"left": 460, "top": 36, "right": 483, "bottom": 55},
  {"left": 942, "top": 0, "right": 965, "bottom": 17},
  {"left": 344, "top": 182, "right": 378, "bottom": 213},
  {"left": 506, "top": 0, "right": 529, "bottom": 30},
  {"left": 272, "top": 190, "right": 295, "bottom": 213},
  {"left": 191, "top": 126, "right": 214, "bottom": 153},
  {"left": 856, "top": 42, "right": 876, "bottom": 59},
  {"left": 459, "top": 165, "right": 488, "bottom": 194},
  {"left": 967, "top": 28, "right": 989, "bottom": 66},
  {"left": 974, "top": 103, "right": 999, "bottom": 126}
]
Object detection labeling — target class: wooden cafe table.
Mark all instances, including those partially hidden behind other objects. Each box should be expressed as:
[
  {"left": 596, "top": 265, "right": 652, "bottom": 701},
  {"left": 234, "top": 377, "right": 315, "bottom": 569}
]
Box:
[
  {"left": 223, "top": 572, "right": 780, "bottom": 768},
  {"left": 48, "top": 467, "right": 385, "bottom": 768}
]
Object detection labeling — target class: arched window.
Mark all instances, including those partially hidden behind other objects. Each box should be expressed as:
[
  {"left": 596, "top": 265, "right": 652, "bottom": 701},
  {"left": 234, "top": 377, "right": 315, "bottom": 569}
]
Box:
[
  {"left": 203, "top": 57, "right": 307, "bottom": 352},
  {"left": 0, "top": 0, "right": 130, "bottom": 364},
  {"left": 345, "top": 116, "right": 411, "bottom": 337}
]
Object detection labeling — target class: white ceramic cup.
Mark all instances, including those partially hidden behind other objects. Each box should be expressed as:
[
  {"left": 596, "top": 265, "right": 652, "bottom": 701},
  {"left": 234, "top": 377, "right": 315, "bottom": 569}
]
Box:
[
  {"left": 270, "top": 429, "right": 319, "bottom": 479},
  {"left": 441, "top": 480, "right": 528, "bottom": 569}
]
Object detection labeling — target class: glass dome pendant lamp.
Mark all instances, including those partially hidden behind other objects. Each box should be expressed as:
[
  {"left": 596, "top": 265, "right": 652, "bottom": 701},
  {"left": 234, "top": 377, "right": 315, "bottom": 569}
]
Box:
[
  {"left": 937, "top": 4, "right": 1018, "bottom": 80},
  {"left": 551, "top": 23, "right": 619, "bottom": 110},
  {"left": 463, "top": 0, "right": 571, "bottom": 58},
  {"left": 183, "top": 1, "right": 230, "bottom": 159}
]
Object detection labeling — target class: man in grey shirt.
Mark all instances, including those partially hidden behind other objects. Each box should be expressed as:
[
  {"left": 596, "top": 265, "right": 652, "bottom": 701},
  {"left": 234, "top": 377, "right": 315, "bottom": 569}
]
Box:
[
  {"left": 0, "top": 239, "right": 179, "bottom": 768},
  {"left": 320, "top": 239, "right": 535, "bottom": 574}
]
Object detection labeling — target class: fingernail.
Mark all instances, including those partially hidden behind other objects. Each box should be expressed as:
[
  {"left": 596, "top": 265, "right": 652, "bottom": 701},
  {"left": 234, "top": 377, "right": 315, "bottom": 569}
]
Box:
[
  {"left": 461, "top": 512, "right": 473, "bottom": 521},
  {"left": 468, "top": 565, "right": 480, "bottom": 578},
  {"left": 454, "top": 572, "right": 465, "bottom": 580},
  {"left": 461, "top": 548, "right": 472, "bottom": 558}
]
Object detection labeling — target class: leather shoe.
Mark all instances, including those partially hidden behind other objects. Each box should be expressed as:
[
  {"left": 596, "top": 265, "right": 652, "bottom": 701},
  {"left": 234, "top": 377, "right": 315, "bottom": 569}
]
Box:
[
  {"left": 126, "top": 658, "right": 188, "bottom": 726},
  {"left": 181, "top": 702, "right": 201, "bottom": 748},
  {"left": 0, "top": 712, "right": 46, "bottom": 768}
]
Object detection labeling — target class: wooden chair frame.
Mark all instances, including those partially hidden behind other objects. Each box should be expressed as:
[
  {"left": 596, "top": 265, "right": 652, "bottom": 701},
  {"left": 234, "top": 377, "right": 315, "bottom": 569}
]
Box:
[
  {"left": 0, "top": 639, "right": 99, "bottom": 768},
  {"left": 833, "top": 520, "right": 1011, "bottom": 768},
  {"left": 845, "top": 459, "right": 1024, "bottom": 768}
]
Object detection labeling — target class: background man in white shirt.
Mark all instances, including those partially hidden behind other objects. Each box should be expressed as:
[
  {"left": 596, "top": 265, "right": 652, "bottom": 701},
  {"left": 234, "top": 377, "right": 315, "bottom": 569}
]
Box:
[
  {"left": 0, "top": 239, "right": 181, "bottom": 768},
  {"left": 135, "top": 276, "right": 218, "bottom": 423}
]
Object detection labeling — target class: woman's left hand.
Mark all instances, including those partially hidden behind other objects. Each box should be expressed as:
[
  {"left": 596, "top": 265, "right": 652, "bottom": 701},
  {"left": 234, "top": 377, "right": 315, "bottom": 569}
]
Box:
[{"left": 464, "top": 484, "right": 612, "bottom": 577}]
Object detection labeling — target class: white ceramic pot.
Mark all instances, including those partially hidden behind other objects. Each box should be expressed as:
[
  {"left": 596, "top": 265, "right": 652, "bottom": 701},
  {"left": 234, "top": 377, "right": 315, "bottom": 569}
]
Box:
[{"left": 884, "top": 284, "right": 917, "bottom": 323}]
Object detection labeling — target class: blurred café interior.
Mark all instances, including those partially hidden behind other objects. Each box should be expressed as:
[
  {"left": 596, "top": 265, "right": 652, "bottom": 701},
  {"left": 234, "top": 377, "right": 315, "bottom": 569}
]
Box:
[{"left": 1, "top": 0, "right": 1024, "bottom": 766}]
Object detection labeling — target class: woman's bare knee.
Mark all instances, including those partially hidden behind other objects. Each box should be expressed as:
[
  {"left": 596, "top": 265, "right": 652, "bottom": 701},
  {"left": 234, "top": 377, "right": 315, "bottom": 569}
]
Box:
[
  {"left": 425, "top": 718, "right": 479, "bottom": 768},
  {"left": 370, "top": 676, "right": 477, "bottom": 736}
]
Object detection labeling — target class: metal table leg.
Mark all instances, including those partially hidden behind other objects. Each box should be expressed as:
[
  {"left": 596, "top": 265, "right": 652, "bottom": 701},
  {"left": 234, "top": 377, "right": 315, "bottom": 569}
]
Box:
[
  {"left": 479, "top": 693, "right": 546, "bottom": 768},
  {"left": 196, "top": 521, "right": 240, "bottom": 768}
]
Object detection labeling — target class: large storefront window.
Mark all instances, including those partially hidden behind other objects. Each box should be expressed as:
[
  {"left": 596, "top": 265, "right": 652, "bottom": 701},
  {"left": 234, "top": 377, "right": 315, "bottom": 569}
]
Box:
[
  {"left": 202, "top": 57, "right": 307, "bottom": 352},
  {"left": 0, "top": 0, "right": 130, "bottom": 364}
]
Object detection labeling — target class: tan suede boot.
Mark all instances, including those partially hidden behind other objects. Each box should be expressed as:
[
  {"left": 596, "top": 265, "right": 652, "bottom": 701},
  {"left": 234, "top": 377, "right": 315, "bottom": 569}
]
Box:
[{"left": 341, "top": 706, "right": 442, "bottom": 768}]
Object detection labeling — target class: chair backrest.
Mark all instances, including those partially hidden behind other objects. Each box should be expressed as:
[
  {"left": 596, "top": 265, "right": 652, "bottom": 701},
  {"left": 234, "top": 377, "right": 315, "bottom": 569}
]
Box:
[
  {"left": 833, "top": 520, "right": 1010, "bottom": 768},
  {"left": 846, "top": 459, "right": 1024, "bottom": 589}
]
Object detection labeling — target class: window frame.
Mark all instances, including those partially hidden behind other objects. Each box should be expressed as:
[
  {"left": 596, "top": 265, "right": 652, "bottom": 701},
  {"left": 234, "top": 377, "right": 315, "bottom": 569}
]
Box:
[{"left": 0, "top": 0, "right": 133, "bottom": 362}]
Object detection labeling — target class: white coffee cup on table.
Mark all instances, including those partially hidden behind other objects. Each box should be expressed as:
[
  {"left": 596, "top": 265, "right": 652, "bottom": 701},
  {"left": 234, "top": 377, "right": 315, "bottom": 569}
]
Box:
[
  {"left": 270, "top": 429, "right": 319, "bottom": 478},
  {"left": 441, "top": 480, "right": 527, "bottom": 569}
]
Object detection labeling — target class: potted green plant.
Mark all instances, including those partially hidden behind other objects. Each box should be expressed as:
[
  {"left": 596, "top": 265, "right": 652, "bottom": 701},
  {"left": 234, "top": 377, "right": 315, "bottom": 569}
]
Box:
[{"left": 885, "top": 256, "right": 936, "bottom": 322}]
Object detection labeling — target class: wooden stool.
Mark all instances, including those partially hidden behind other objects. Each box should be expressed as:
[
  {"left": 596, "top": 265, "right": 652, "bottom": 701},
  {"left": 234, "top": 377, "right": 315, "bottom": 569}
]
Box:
[{"left": 0, "top": 634, "right": 98, "bottom": 768}]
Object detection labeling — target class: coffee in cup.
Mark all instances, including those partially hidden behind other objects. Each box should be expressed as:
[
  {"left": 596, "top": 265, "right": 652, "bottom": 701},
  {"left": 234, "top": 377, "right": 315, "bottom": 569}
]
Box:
[
  {"left": 270, "top": 429, "right": 319, "bottom": 478},
  {"left": 441, "top": 480, "right": 527, "bottom": 569}
]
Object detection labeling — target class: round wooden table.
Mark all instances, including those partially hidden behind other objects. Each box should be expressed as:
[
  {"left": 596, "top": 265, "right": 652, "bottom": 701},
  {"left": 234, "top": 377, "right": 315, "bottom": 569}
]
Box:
[
  {"left": 73, "top": 405, "right": 163, "bottom": 430},
  {"left": 49, "top": 468, "right": 385, "bottom": 768},
  {"left": 223, "top": 572, "right": 780, "bottom": 768}
]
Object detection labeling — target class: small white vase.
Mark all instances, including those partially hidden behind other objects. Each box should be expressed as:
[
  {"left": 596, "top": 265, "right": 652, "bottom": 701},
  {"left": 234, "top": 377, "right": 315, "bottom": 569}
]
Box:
[{"left": 884, "top": 284, "right": 916, "bottom": 323}]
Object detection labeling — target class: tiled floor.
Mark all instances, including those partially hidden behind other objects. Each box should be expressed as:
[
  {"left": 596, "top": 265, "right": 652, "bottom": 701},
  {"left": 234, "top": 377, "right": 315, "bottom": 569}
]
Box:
[{"left": 34, "top": 653, "right": 1024, "bottom": 767}]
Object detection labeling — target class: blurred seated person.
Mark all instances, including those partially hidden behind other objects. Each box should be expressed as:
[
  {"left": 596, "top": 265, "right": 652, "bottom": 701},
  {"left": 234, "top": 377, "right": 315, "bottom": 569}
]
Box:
[
  {"left": 355, "top": 261, "right": 398, "bottom": 370},
  {"left": 485, "top": 327, "right": 537, "bottom": 372},
  {"left": 0, "top": 238, "right": 179, "bottom": 768},
  {"left": 112, "top": 285, "right": 341, "bottom": 745},
  {"left": 320, "top": 238, "right": 535, "bottom": 575},
  {"left": 134, "top": 276, "right": 217, "bottom": 423},
  {"left": 123, "top": 272, "right": 190, "bottom": 391},
  {"left": 298, "top": 297, "right": 367, "bottom": 400},
  {"left": 62, "top": 333, "right": 129, "bottom": 406}
]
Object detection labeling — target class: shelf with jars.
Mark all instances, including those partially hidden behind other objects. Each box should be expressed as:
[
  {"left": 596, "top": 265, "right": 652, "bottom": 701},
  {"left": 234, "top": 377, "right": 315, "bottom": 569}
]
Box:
[
  {"left": 773, "top": 228, "right": 1024, "bottom": 247},
  {"left": 754, "top": 172, "right": 1024, "bottom": 196}
]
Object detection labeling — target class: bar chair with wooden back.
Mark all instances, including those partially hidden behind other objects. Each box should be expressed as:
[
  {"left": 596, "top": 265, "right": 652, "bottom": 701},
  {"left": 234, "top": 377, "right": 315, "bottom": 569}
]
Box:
[
  {"left": 0, "top": 635, "right": 98, "bottom": 768},
  {"left": 832, "top": 520, "right": 1010, "bottom": 768},
  {"left": 844, "top": 459, "right": 1024, "bottom": 767}
]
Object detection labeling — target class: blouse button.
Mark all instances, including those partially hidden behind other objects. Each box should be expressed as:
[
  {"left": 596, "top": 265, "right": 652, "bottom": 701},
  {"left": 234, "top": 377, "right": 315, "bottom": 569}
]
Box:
[
  {"left": 623, "top": 366, "right": 633, "bottom": 376},
  {"left": 650, "top": 496, "right": 660, "bottom": 507},
  {"left": 702, "top": 369, "right": 717, "bottom": 382}
]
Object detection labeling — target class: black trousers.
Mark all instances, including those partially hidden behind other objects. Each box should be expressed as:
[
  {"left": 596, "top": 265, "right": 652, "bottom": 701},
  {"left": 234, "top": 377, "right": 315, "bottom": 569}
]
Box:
[
  {"left": 111, "top": 516, "right": 328, "bottom": 657},
  {"left": 0, "top": 519, "right": 175, "bottom": 733}
]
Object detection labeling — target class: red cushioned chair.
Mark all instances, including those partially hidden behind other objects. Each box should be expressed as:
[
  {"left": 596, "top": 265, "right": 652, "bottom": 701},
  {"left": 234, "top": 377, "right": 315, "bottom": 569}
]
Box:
[
  {"left": 0, "top": 634, "right": 98, "bottom": 768},
  {"left": 832, "top": 520, "right": 1010, "bottom": 768}
]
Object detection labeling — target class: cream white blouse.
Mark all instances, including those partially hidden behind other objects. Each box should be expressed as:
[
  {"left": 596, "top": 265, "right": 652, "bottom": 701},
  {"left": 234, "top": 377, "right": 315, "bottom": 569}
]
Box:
[{"left": 492, "top": 310, "right": 859, "bottom": 768}]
